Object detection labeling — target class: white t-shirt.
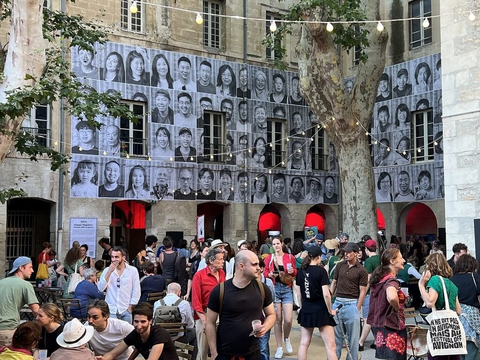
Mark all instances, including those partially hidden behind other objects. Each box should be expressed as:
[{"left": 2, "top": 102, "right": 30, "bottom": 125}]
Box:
[{"left": 86, "top": 318, "right": 134, "bottom": 360}]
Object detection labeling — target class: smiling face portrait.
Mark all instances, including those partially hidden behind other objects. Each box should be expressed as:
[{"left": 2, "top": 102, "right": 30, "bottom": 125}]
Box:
[{"left": 104, "top": 161, "right": 121, "bottom": 185}]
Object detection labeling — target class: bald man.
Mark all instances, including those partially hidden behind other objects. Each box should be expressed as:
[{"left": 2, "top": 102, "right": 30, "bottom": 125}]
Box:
[
  {"left": 206, "top": 251, "right": 275, "bottom": 360},
  {"left": 153, "top": 282, "right": 196, "bottom": 358}
]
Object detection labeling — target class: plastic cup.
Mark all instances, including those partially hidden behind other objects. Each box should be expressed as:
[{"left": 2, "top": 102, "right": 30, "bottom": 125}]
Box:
[
  {"left": 286, "top": 263, "right": 293, "bottom": 272},
  {"left": 39, "top": 349, "right": 48, "bottom": 360},
  {"left": 252, "top": 319, "right": 262, "bottom": 331}
]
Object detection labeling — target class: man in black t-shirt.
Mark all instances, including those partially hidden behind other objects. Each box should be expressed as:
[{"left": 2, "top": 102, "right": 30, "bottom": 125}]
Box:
[
  {"left": 100, "top": 302, "right": 178, "bottom": 360},
  {"left": 206, "top": 250, "right": 275, "bottom": 360}
]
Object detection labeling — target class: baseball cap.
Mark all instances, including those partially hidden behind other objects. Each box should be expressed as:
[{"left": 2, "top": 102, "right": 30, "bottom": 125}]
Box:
[
  {"left": 315, "top": 234, "right": 324, "bottom": 241},
  {"left": 308, "top": 246, "right": 322, "bottom": 258},
  {"left": 365, "top": 239, "right": 377, "bottom": 250},
  {"left": 9, "top": 256, "right": 32, "bottom": 274},
  {"left": 211, "top": 239, "right": 227, "bottom": 248},
  {"left": 343, "top": 242, "right": 360, "bottom": 253}
]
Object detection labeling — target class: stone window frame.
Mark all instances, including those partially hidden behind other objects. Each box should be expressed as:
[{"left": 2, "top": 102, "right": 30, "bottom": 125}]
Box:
[
  {"left": 203, "top": 0, "right": 224, "bottom": 51},
  {"left": 120, "top": 100, "right": 148, "bottom": 157},
  {"left": 409, "top": 0, "right": 432, "bottom": 49},
  {"left": 412, "top": 108, "right": 434, "bottom": 163},
  {"left": 267, "top": 117, "right": 287, "bottom": 168},
  {"left": 311, "top": 128, "right": 328, "bottom": 171},
  {"left": 203, "top": 111, "right": 226, "bottom": 163},
  {"left": 121, "top": 0, "right": 145, "bottom": 33}
]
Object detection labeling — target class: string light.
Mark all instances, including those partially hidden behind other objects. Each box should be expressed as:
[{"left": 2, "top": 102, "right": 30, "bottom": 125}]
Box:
[
  {"left": 270, "top": 20, "right": 277, "bottom": 32},
  {"left": 423, "top": 17, "right": 430, "bottom": 28},
  {"left": 365, "top": 131, "right": 369, "bottom": 136},
  {"left": 130, "top": 1, "right": 138, "bottom": 14},
  {"left": 169, "top": 157, "right": 173, "bottom": 161},
  {"left": 148, "top": 157, "right": 152, "bottom": 161},
  {"left": 376, "top": 21, "right": 384, "bottom": 32},
  {"left": 469, "top": 12, "right": 476, "bottom": 21},
  {"left": 326, "top": 22, "right": 334, "bottom": 32},
  {"left": 103, "top": 150, "right": 107, "bottom": 155},
  {"left": 196, "top": 12, "right": 203, "bottom": 25},
  {"left": 54, "top": 141, "right": 58, "bottom": 146},
  {"left": 126, "top": 154, "right": 130, "bottom": 159},
  {"left": 78, "top": 146, "right": 83, "bottom": 151},
  {"left": 387, "top": 147, "right": 391, "bottom": 152},
  {"left": 417, "top": 148, "right": 422, "bottom": 153}
]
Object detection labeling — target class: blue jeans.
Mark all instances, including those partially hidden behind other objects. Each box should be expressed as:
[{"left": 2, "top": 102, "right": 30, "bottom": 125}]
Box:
[
  {"left": 259, "top": 329, "right": 271, "bottom": 360},
  {"left": 333, "top": 298, "right": 361, "bottom": 360},
  {"left": 112, "top": 310, "right": 132, "bottom": 324},
  {"left": 274, "top": 283, "right": 294, "bottom": 304}
]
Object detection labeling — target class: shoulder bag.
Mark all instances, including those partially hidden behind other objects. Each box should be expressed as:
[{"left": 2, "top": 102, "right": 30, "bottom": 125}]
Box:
[
  {"left": 426, "top": 276, "right": 467, "bottom": 356},
  {"left": 274, "top": 255, "right": 294, "bottom": 286},
  {"left": 67, "top": 263, "right": 83, "bottom": 294},
  {"left": 36, "top": 253, "right": 49, "bottom": 280}
]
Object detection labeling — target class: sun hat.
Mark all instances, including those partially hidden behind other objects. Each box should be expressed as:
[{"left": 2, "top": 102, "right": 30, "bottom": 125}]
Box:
[
  {"left": 56, "top": 318, "right": 94, "bottom": 348},
  {"left": 211, "top": 239, "right": 227, "bottom": 248},
  {"left": 324, "top": 239, "right": 339, "bottom": 250},
  {"left": 237, "top": 240, "right": 247, "bottom": 249},
  {"left": 9, "top": 256, "right": 32, "bottom": 274}
]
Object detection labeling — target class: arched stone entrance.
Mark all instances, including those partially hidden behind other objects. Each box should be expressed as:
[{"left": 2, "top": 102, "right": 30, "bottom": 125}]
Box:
[
  {"left": 257, "top": 204, "right": 291, "bottom": 243},
  {"left": 399, "top": 203, "right": 438, "bottom": 240},
  {"left": 197, "top": 202, "right": 226, "bottom": 241}
]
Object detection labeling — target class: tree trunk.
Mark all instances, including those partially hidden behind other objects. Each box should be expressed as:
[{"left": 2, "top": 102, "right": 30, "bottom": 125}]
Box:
[
  {"left": 297, "top": 1, "right": 388, "bottom": 241},
  {"left": 0, "top": 0, "right": 45, "bottom": 163},
  {"left": 337, "top": 136, "right": 378, "bottom": 239}
]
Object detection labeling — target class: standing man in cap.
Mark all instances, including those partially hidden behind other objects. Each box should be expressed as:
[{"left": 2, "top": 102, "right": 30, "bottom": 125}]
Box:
[
  {"left": 51, "top": 318, "right": 96, "bottom": 360},
  {"left": 358, "top": 239, "right": 381, "bottom": 351},
  {"left": 0, "top": 256, "right": 39, "bottom": 346},
  {"left": 330, "top": 242, "right": 368, "bottom": 360},
  {"left": 304, "top": 177, "right": 323, "bottom": 203}
]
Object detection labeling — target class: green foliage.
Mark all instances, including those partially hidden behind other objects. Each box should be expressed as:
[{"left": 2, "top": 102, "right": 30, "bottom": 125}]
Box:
[
  {"left": 0, "top": 0, "right": 138, "bottom": 201},
  {"left": 265, "top": 0, "right": 370, "bottom": 64}
]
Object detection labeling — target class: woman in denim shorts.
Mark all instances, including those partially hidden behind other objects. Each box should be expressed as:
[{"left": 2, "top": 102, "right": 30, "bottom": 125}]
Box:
[{"left": 264, "top": 236, "right": 297, "bottom": 359}]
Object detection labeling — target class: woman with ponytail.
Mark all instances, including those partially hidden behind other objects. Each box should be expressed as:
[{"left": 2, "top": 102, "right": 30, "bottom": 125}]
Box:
[
  {"left": 368, "top": 248, "right": 407, "bottom": 360},
  {"left": 295, "top": 246, "right": 337, "bottom": 360}
]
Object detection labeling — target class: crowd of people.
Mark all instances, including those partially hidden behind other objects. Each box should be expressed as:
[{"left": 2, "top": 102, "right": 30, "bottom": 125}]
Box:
[{"left": 0, "top": 233, "right": 478, "bottom": 360}]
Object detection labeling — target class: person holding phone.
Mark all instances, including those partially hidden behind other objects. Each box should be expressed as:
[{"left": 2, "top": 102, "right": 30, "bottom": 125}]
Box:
[{"left": 97, "top": 246, "right": 141, "bottom": 324}]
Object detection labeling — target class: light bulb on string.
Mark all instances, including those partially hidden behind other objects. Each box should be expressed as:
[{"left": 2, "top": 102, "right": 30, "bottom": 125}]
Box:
[
  {"left": 281, "top": 161, "right": 285, "bottom": 166},
  {"left": 268, "top": 169, "right": 272, "bottom": 174},
  {"left": 469, "top": 12, "right": 476, "bottom": 21},
  {"left": 317, "top": 124, "right": 321, "bottom": 129},
  {"left": 54, "top": 141, "right": 58, "bottom": 146},
  {"left": 323, "top": 124, "right": 327, "bottom": 129},
  {"left": 286, "top": 137, "right": 290, "bottom": 142},
  {"left": 270, "top": 20, "right": 277, "bottom": 32},
  {"left": 269, "top": 143, "right": 273, "bottom": 148},
  {"left": 148, "top": 157, "right": 152, "bottom": 161},
  {"left": 377, "top": 21, "right": 384, "bottom": 32},
  {"left": 190, "top": 156, "right": 194, "bottom": 161},
  {"left": 126, "top": 154, "right": 130, "bottom": 159},
  {"left": 365, "top": 131, "right": 369, "bottom": 136},
  {"left": 387, "top": 147, "right": 391, "bottom": 152},
  {"left": 423, "top": 17, "right": 430, "bottom": 28},
  {"left": 210, "top": 154, "right": 214, "bottom": 160},
  {"left": 103, "top": 150, "right": 107, "bottom": 156},
  {"left": 248, "top": 149, "right": 252, "bottom": 153},
  {"left": 417, "top": 148, "right": 422, "bottom": 153},
  {"left": 301, "top": 131, "right": 306, "bottom": 136},
  {"left": 403, "top": 151, "right": 406, "bottom": 155},
  {"left": 79, "top": 147, "right": 83, "bottom": 151},
  {"left": 326, "top": 22, "right": 334, "bottom": 32},
  {"left": 434, "top": 141, "right": 438, "bottom": 146},
  {"left": 130, "top": 1, "right": 138, "bottom": 14},
  {"left": 374, "top": 140, "right": 378, "bottom": 145},
  {"left": 196, "top": 12, "right": 203, "bottom": 25},
  {"left": 356, "top": 121, "right": 359, "bottom": 125},
  {"left": 169, "top": 156, "right": 173, "bottom": 161}
]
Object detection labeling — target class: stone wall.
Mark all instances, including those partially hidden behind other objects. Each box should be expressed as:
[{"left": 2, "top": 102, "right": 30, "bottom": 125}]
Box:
[{"left": 440, "top": 0, "right": 480, "bottom": 256}]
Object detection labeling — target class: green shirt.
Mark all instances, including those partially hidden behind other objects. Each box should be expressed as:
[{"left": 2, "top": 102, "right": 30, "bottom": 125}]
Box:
[
  {"left": 0, "top": 276, "right": 39, "bottom": 330},
  {"left": 365, "top": 254, "right": 381, "bottom": 274},
  {"left": 427, "top": 275, "right": 458, "bottom": 310},
  {"left": 328, "top": 255, "right": 343, "bottom": 281}
]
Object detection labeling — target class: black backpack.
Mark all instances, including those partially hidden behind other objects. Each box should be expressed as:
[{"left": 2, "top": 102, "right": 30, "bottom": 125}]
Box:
[{"left": 153, "top": 298, "right": 183, "bottom": 324}]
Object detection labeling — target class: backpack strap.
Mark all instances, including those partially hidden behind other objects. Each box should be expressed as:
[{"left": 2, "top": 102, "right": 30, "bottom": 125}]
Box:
[
  {"left": 173, "top": 298, "right": 183, "bottom": 307},
  {"left": 218, "top": 282, "right": 225, "bottom": 315},
  {"left": 159, "top": 299, "right": 166, "bottom": 307},
  {"left": 257, "top": 278, "right": 265, "bottom": 304}
]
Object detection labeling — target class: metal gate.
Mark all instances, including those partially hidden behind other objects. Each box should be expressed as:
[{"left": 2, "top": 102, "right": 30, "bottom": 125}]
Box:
[{"left": 6, "top": 210, "right": 35, "bottom": 263}]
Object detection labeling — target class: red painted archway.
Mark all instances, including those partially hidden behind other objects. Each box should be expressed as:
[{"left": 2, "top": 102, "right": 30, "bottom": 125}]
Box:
[
  {"left": 304, "top": 208, "right": 326, "bottom": 236},
  {"left": 406, "top": 203, "right": 437, "bottom": 236},
  {"left": 258, "top": 205, "right": 281, "bottom": 243}
]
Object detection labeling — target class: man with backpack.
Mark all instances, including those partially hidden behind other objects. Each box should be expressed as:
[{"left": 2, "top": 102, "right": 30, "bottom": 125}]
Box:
[
  {"left": 153, "top": 282, "right": 197, "bottom": 359},
  {"left": 206, "top": 250, "right": 275, "bottom": 360}
]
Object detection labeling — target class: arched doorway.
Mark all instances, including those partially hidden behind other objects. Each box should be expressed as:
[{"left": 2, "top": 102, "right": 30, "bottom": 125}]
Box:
[
  {"left": 304, "top": 206, "right": 326, "bottom": 236},
  {"left": 257, "top": 204, "right": 282, "bottom": 243},
  {"left": 111, "top": 200, "right": 147, "bottom": 260},
  {"left": 405, "top": 203, "right": 438, "bottom": 239},
  {"left": 6, "top": 198, "right": 53, "bottom": 270},
  {"left": 197, "top": 203, "right": 224, "bottom": 240}
]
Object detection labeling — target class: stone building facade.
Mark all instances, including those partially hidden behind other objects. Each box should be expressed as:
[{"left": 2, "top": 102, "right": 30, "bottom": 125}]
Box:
[{"left": 0, "top": 0, "right": 449, "bottom": 273}]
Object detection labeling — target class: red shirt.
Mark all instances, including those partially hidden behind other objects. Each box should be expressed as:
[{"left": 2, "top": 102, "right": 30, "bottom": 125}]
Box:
[
  {"left": 263, "top": 253, "right": 297, "bottom": 287},
  {"left": 37, "top": 252, "right": 50, "bottom": 264},
  {"left": 191, "top": 266, "right": 225, "bottom": 320}
]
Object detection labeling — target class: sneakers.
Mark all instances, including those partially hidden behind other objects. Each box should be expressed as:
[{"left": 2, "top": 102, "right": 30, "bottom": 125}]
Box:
[
  {"left": 274, "top": 347, "right": 283, "bottom": 359},
  {"left": 284, "top": 338, "right": 293, "bottom": 354}
]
